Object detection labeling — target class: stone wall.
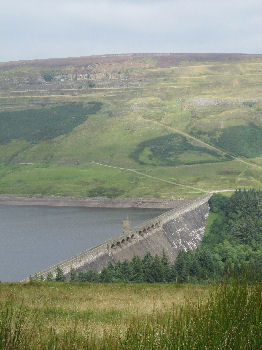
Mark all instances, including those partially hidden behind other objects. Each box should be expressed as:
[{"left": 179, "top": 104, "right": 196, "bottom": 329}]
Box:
[{"left": 23, "top": 195, "right": 211, "bottom": 281}]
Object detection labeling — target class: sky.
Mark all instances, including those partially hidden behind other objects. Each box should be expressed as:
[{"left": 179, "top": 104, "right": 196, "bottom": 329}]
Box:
[{"left": 1, "top": 0, "right": 262, "bottom": 62}]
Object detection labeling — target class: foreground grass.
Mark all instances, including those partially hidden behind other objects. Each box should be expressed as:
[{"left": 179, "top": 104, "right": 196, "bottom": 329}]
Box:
[
  {"left": 0, "top": 283, "right": 206, "bottom": 338},
  {"left": 0, "top": 281, "right": 261, "bottom": 349}
]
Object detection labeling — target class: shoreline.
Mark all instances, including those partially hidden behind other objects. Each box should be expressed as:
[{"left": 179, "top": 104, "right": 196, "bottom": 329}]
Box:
[{"left": 0, "top": 195, "right": 191, "bottom": 209}]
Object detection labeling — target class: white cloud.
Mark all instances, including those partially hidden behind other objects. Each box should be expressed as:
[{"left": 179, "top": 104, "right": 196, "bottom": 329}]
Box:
[{"left": 0, "top": 0, "right": 262, "bottom": 61}]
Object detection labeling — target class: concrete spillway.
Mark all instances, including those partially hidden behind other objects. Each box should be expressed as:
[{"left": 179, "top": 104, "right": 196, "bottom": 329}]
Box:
[{"left": 25, "top": 195, "right": 211, "bottom": 280}]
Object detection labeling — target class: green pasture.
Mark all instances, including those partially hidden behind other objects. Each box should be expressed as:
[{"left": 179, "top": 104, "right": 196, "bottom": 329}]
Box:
[{"left": 0, "top": 158, "right": 259, "bottom": 198}]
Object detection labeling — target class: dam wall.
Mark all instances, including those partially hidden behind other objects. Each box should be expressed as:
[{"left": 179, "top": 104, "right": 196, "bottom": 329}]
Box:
[{"left": 25, "top": 195, "right": 211, "bottom": 281}]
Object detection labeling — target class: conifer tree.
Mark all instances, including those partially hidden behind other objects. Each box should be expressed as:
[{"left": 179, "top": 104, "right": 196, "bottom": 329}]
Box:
[
  {"left": 131, "top": 256, "right": 144, "bottom": 282},
  {"left": 69, "top": 268, "right": 77, "bottom": 282},
  {"left": 100, "top": 267, "right": 113, "bottom": 282},
  {"left": 120, "top": 260, "right": 132, "bottom": 282},
  {"left": 151, "top": 255, "right": 165, "bottom": 282},
  {"left": 161, "top": 250, "right": 171, "bottom": 282},
  {"left": 143, "top": 252, "right": 154, "bottom": 282},
  {"left": 55, "top": 267, "right": 66, "bottom": 282},
  {"left": 46, "top": 272, "right": 53, "bottom": 281}
]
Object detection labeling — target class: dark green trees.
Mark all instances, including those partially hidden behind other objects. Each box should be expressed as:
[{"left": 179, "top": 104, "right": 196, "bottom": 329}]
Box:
[{"left": 55, "top": 267, "right": 66, "bottom": 282}]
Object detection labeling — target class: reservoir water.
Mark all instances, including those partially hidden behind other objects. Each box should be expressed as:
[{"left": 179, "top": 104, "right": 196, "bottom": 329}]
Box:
[{"left": 0, "top": 205, "right": 165, "bottom": 281}]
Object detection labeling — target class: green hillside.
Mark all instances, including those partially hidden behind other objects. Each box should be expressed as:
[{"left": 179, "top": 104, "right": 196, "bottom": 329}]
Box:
[{"left": 0, "top": 53, "right": 262, "bottom": 198}]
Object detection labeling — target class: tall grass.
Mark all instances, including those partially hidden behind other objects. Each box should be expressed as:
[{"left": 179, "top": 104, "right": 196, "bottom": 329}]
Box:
[
  {"left": 119, "top": 280, "right": 262, "bottom": 350},
  {"left": 0, "top": 280, "right": 261, "bottom": 349},
  {"left": 0, "top": 299, "right": 33, "bottom": 349}
]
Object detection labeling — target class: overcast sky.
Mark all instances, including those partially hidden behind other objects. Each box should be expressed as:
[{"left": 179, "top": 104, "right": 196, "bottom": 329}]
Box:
[{"left": 1, "top": 0, "right": 262, "bottom": 62}]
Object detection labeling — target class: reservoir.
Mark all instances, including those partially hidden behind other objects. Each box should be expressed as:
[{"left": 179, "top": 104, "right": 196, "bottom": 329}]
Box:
[{"left": 0, "top": 205, "right": 164, "bottom": 281}]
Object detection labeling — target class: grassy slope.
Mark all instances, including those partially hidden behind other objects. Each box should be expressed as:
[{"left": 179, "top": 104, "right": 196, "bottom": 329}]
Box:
[{"left": 0, "top": 54, "right": 262, "bottom": 198}]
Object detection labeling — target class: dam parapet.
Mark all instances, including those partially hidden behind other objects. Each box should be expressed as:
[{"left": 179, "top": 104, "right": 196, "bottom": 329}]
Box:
[{"left": 23, "top": 194, "right": 211, "bottom": 281}]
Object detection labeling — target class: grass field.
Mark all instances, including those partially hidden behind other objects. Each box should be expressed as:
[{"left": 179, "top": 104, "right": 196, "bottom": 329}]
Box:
[
  {"left": 0, "top": 282, "right": 207, "bottom": 337},
  {"left": 0, "top": 280, "right": 261, "bottom": 349},
  {"left": 0, "top": 54, "right": 262, "bottom": 198}
]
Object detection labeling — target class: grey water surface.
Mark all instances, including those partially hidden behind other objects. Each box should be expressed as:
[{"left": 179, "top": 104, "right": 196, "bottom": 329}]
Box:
[{"left": 0, "top": 205, "right": 164, "bottom": 281}]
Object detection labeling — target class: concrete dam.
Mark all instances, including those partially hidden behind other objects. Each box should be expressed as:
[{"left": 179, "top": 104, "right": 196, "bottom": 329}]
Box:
[{"left": 28, "top": 195, "right": 211, "bottom": 280}]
